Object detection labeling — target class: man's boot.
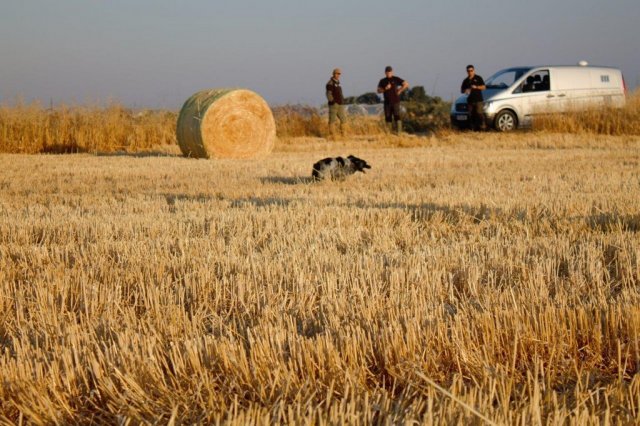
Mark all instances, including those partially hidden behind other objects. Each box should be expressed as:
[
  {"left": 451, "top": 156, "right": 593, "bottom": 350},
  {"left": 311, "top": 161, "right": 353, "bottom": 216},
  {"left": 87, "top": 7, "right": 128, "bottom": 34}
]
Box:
[
  {"left": 328, "top": 125, "right": 337, "bottom": 140},
  {"left": 386, "top": 122, "right": 394, "bottom": 133}
]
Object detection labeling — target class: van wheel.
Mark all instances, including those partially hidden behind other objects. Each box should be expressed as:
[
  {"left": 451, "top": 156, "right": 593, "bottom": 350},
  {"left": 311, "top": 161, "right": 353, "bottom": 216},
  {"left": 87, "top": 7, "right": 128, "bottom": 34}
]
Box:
[{"left": 494, "top": 110, "right": 517, "bottom": 132}]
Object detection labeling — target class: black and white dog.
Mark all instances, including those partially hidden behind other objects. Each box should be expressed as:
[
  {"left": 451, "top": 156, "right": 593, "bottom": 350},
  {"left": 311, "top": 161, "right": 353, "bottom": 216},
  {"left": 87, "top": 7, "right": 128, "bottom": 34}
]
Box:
[{"left": 312, "top": 155, "right": 371, "bottom": 181}]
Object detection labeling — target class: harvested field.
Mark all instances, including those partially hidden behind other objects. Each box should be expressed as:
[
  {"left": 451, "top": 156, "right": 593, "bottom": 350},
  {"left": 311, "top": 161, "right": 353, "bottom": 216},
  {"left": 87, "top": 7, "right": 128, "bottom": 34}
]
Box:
[{"left": 0, "top": 133, "right": 639, "bottom": 424}]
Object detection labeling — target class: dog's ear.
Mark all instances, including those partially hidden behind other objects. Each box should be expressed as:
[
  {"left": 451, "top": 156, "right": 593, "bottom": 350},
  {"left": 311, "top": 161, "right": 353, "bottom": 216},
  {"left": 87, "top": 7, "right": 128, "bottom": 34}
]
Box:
[
  {"left": 354, "top": 159, "right": 368, "bottom": 173},
  {"left": 352, "top": 157, "right": 371, "bottom": 171}
]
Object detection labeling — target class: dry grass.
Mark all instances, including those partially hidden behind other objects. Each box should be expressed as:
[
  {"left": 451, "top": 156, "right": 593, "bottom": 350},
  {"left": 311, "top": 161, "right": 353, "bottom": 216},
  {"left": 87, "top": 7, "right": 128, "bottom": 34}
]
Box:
[
  {"left": 0, "top": 102, "right": 387, "bottom": 155},
  {"left": 1, "top": 132, "right": 639, "bottom": 424},
  {"left": 272, "top": 105, "right": 387, "bottom": 138},
  {"left": 533, "top": 91, "right": 640, "bottom": 135},
  {"left": 0, "top": 101, "right": 177, "bottom": 154}
]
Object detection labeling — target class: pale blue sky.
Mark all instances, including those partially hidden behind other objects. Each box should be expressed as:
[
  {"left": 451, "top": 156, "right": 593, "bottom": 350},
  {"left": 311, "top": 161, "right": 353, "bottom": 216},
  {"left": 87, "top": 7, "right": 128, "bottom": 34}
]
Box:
[{"left": 1, "top": 0, "right": 638, "bottom": 108}]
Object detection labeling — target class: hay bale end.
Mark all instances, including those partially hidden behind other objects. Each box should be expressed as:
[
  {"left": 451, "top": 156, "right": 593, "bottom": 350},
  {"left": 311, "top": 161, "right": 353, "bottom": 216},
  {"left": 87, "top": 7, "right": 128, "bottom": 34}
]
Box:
[{"left": 176, "top": 89, "right": 276, "bottom": 159}]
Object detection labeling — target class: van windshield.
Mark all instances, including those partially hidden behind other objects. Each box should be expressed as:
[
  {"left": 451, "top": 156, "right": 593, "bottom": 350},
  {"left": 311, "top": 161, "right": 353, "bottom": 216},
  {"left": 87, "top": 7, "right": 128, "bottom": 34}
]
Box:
[{"left": 485, "top": 68, "right": 531, "bottom": 89}]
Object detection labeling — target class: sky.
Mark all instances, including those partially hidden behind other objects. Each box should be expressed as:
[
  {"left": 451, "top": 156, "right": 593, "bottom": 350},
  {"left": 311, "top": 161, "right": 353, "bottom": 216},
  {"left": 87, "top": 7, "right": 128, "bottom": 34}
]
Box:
[{"left": 1, "top": 0, "right": 639, "bottom": 108}]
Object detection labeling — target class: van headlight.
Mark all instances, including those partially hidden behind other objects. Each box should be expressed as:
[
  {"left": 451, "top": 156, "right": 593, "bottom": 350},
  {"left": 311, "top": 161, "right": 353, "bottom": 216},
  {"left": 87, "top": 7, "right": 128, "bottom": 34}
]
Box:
[{"left": 483, "top": 101, "right": 494, "bottom": 113}]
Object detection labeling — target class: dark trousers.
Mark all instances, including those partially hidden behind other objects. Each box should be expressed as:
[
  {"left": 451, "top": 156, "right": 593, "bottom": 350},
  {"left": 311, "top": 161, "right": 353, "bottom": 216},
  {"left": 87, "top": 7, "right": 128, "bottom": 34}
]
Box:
[
  {"left": 384, "top": 103, "right": 401, "bottom": 123},
  {"left": 468, "top": 101, "right": 484, "bottom": 130}
]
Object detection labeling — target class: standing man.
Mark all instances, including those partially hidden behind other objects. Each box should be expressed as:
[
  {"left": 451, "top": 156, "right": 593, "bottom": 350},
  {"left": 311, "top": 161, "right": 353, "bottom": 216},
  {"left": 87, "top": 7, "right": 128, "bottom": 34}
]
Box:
[
  {"left": 460, "top": 64, "right": 486, "bottom": 131},
  {"left": 326, "top": 68, "right": 346, "bottom": 135},
  {"left": 377, "top": 66, "right": 409, "bottom": 134}
]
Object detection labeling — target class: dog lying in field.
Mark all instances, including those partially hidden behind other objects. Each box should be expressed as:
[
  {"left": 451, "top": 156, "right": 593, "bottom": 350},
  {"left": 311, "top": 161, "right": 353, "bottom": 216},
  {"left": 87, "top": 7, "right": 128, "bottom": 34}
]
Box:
[{"left": 312, "top": 155, "right": 371, "bottom": 181}]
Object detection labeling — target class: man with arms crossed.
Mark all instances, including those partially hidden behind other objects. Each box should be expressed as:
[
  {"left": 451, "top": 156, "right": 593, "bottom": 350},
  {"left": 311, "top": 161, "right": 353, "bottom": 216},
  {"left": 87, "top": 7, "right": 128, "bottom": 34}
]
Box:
[
  {"left": 377, "top": 66, "right": 409, "bottom": 134},
  {"left": 460, "top": 64, "right": 486, "bottom": 131}
]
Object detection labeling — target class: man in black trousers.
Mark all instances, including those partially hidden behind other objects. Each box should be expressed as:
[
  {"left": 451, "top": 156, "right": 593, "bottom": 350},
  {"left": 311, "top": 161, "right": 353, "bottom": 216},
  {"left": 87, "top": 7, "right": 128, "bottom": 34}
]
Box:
[
  {"left": 460, "top": 65, "right": 486, "bottom": 131},
  {"left": 377, "top": 66, "right": 409, "bottom": 134}
]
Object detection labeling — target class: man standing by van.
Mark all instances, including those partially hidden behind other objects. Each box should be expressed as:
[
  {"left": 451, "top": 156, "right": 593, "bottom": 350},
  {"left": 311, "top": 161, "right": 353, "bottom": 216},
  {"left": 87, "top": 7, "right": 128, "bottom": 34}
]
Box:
[
  {"left": 377, "top": 66, "right": 409, "bottom": 134},
  {"left": 461, "top": 65, "right": 486, "bottom": 131},
  {"left": 326, "top": 68, "right": 346, "bottom": 135}
]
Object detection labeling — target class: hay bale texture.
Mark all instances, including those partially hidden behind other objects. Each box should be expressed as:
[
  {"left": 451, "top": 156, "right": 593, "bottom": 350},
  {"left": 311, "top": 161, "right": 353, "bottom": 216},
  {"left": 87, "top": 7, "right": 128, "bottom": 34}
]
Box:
[{"left": 176, "top": 89, "right": 276, "bottom": 159}]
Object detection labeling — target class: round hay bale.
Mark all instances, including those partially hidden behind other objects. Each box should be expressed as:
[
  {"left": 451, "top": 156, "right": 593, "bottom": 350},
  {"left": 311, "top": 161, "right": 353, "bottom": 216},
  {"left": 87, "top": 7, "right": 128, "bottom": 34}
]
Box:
[{"left": 176, "top": 89, "right": 276, "bottom": 159}]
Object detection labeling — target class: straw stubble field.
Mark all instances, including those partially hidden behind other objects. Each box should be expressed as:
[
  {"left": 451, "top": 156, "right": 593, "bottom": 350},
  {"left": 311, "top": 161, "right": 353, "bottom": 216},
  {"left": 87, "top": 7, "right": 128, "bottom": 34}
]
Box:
[{"left": 0, "top": 133, "right": 639, "bottom": 424}]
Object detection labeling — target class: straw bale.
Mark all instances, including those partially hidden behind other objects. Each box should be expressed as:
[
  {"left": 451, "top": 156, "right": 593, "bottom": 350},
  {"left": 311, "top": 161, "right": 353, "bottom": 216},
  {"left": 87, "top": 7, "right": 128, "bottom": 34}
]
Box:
[{"left": 177, "top": 89, "right": 276, "bottom": 159}]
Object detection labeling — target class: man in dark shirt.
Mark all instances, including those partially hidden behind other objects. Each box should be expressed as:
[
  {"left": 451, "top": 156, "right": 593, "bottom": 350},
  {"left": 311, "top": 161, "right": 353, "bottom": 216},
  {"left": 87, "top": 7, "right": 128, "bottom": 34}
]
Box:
[
  {"left": 326, "top": 68, "right": 346, "bottom": 135},
  {"left": 377, "top": 66, "right": 409, "bottom": 134},
  {"left": 460, "top": 64, "right": 486, "bottom": 131}
]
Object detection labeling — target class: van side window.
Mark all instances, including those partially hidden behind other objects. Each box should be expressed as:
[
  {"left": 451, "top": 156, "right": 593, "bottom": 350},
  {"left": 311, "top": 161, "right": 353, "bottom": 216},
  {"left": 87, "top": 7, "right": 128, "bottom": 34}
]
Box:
[
  {"left": 522, "top": 76, "right": 535, "bottom": 93},
  {"left": 515, "top": 70, "right": 550, "bottom": 93},
  {"left": 542, "top": 75, "right": 550, "bottom": 90}
]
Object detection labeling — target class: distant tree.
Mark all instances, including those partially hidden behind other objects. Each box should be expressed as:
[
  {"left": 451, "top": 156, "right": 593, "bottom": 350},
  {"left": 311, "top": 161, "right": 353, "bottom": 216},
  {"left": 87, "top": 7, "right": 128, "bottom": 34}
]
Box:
[
  {"left": 400, "top": 86, "right": 428, "bottom": 102},
  {"left": 356, "top": 92, "right": 381, "bottom": 105}
]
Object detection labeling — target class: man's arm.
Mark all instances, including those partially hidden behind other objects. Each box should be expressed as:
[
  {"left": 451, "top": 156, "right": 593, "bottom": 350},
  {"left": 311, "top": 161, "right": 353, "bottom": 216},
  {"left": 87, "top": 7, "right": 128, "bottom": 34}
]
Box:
[
  {"left": 472, "top": 77, "right": 486, "bottom": 91},
  {"left": 397, "top": 80, "right": 409, "bottom": 95},
  {"left": 326, "top": 83, "right": 334, "bottom": 103},
  {"left": 461, "top": 80, "right": 469, "bottom": 94}
]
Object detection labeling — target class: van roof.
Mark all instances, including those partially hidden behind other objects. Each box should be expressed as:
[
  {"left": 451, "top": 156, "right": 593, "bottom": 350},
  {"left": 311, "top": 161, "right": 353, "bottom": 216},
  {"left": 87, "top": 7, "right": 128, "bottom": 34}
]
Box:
[
  {"left": 491, "top": 65, "right": 622, "bottom": 75},
  {"left": 529, "top": 65, "right": 621, "bottom": 71}
]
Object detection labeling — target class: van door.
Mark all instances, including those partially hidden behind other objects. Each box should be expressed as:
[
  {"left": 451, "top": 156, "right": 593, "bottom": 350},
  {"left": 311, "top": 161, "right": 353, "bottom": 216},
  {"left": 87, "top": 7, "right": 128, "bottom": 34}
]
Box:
[
  {"left": 551, "top": 68, "right": 590, "bottom": 111},
  {"left": 512, "top": 69, "right": 557, "bottom": 125},
  {"left": 542, "top": 69, "right": 569, "bottom": 111}
]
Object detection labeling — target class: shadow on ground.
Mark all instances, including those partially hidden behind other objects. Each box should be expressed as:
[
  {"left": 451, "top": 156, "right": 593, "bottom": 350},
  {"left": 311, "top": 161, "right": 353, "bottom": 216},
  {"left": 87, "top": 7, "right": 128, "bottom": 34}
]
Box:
[
  {"left": 161, "top": 193, "right": 297, "bottom": 208},
  {"left": 345, "top": 201, "right": 502, "bottom": 223},
  {"left": 587, "top": 212, "right": 640, "bottom": 232},
  {"left": 231, "top": 197, "right": 298, "bottom": 208},
  {"left": 40, "top": 144, "right": 89, "bottom": 154},
  {"left": 96, "top": 151, "right": 180, "bottom": 158},
  {"left": 161, "top": 190, "right": 639, "bottom": 233},
  {"left": 164, "top": 193, "right": 217, "bottom": 205},
  {"left": 260, "top": 176, "right": 315, "bottom": 185}
]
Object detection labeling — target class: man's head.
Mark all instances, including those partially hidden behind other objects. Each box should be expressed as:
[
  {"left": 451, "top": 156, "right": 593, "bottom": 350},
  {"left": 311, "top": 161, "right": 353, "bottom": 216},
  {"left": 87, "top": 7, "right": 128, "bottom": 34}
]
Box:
[
  {"left": 333, "top": 68, "right": 342, "bottom": 80},
  {"left": 466, "top": 65, "right": 475, "bottom": 78},
  {"left": 385, "top": 66, "right": 394, "bottom": 78}
]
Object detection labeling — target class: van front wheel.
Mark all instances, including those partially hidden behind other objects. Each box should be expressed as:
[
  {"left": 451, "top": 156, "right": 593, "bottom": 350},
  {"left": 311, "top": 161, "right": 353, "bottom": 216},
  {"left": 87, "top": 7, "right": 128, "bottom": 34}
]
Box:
[{"left": 494, "top": 110, "right": 517, "bottom": 132}]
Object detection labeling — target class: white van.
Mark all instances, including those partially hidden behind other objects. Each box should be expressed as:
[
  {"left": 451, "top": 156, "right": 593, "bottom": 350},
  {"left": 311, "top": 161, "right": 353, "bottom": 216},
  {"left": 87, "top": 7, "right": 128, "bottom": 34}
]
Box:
[{"left": 450, "top": 63, "right": 627, "bottom": 131}]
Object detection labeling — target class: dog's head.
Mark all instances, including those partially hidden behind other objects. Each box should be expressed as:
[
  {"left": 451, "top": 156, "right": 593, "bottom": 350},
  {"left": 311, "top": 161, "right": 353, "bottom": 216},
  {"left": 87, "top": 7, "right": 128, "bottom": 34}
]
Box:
[{"left": 347, "top": 155, "right": 372, "bottom": 173}]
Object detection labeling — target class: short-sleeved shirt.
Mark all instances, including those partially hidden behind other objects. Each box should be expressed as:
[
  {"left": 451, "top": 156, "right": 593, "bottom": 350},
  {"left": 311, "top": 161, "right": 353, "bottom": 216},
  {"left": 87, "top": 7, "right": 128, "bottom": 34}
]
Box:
[
  {"left": 461, "top": 75, "right": 485, "bottom": 103},
  {"left": 326, "top": 78, "right": 344, "bottom": 106},
  {"left": 377, "top": 76, "right": 405, "bottom": 105}
]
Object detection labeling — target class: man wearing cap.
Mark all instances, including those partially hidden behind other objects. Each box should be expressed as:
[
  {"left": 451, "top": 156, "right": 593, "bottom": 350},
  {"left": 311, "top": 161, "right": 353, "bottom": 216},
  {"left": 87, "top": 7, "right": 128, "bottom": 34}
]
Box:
[
  {"left": 460, "top": 64, "right": 486, "bottom": 131},
  {"left": 377, "top": 66, "right": 409, "bottom": 134},
  {"left": 326, "top": 68, "right": 346, "bottom": 135}
]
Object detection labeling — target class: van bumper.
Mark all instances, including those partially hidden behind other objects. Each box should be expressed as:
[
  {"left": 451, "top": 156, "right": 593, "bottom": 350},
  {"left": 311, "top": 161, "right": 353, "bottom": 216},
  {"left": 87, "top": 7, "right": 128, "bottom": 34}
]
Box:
[
  {"left": 450, "top": 113, "right": 495, "bottom": 128},
  {"left": 450, "top": 113, "right": 470, "bottom": 128},
  {"left": 484, "top": 112, "right": 496, "bottom": 127}
]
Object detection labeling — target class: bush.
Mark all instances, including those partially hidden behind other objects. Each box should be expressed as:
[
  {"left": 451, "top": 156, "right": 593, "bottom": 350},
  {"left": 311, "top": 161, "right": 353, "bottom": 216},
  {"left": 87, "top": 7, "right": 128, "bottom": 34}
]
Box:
[
  {"left": 353, "top": 93, "right": 381, "bottom": 105},
  {"left": 401, "top": 87, "right": 451, "bottom": 134}
]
